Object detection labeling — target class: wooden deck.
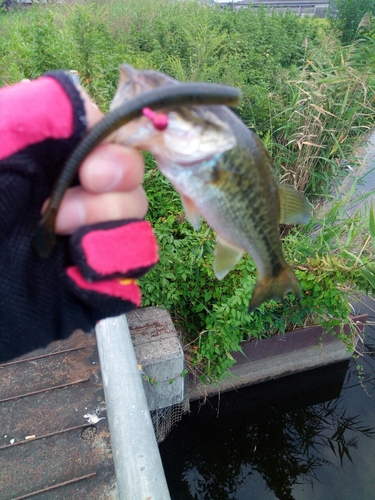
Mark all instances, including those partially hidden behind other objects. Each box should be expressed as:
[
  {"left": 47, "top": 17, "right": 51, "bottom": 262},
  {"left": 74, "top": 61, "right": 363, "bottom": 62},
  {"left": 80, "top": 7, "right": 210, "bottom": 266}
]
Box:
[{"left": 0, "top": 330, "right": 117, "bottom": 500}]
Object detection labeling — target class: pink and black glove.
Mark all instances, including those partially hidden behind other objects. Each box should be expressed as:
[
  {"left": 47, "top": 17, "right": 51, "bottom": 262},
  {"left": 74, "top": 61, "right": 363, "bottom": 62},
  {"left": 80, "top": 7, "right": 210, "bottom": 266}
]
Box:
[{"left": 0, "top": 72, "right": 158, "bottom": 362}]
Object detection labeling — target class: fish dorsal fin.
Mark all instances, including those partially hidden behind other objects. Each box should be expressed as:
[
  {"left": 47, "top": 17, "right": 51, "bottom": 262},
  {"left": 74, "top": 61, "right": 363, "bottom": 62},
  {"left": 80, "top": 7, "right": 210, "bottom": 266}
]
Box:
[
  {"left": 278, "top": 184, "right": 311, "bottom": 225},
  {"left": 214, "top": 238, "right": 244, "bottom": 280},
  {"left": 181, "top": 194, "right": 202, "bottom": 230}
]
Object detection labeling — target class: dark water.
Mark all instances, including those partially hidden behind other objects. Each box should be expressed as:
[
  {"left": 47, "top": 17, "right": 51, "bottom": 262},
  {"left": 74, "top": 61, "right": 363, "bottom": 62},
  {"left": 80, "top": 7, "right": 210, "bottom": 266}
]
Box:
[{"left": 160, "top": 298, "right": 375, "bottom": 499}]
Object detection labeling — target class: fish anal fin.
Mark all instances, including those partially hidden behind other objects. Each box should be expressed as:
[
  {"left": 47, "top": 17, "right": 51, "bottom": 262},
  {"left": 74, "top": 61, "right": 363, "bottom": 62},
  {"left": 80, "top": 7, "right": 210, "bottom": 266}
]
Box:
[
  {"left": 181, "top": 194, "right": 202, "bottom": 230},
  {"left": 214, "top": 238, "right": 244, "bottom": 280},
  {"left": 248, "top": 264, "right": 301, "bottom": 312},
  {"left": 278, "top": 184, "right": 311, "bottom": 225}
]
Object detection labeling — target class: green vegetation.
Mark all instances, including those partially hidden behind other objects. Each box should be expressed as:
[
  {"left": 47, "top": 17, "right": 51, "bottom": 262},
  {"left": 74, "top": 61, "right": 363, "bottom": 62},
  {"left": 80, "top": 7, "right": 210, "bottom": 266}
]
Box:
[
  {"left": 329, "top": 0, "right": 375, "bottom": 43},
  {"left": 1, "top": 0, "right": 375, "bottom": 381}
]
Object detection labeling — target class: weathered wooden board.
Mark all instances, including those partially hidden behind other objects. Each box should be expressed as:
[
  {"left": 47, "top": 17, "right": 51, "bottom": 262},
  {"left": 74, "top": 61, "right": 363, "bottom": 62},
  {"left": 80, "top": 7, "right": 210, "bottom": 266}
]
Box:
[{"left": 0, "top": 330, "right": 117, "bottom": 500}]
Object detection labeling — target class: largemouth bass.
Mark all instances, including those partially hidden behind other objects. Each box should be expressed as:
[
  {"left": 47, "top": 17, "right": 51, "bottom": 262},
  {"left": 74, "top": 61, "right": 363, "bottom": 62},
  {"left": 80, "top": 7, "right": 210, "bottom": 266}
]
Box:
[{"left": 114, "top": 66, "right": 312, "bottom": 311}]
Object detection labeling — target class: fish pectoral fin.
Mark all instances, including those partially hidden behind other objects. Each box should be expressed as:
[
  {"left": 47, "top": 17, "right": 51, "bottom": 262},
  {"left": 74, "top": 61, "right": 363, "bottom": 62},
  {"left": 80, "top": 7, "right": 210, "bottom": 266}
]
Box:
[
  {"left": 181, "top": 194, "right": 202, "bottom": 230},
  {"left": 214, "top": 239, "right": 244, "bottom": 280},
  {"left": 278, "top": 184, "right": 311, "bottom": 225},
  {"left": 248, "top": 264, "right": 301, "bottom": 312}
]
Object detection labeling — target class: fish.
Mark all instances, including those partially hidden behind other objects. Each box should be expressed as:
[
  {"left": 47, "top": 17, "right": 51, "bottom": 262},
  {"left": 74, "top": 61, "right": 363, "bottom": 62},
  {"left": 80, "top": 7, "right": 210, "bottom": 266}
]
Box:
[{"left": 111, "top": 65, "right": 311, "bottom": 312}]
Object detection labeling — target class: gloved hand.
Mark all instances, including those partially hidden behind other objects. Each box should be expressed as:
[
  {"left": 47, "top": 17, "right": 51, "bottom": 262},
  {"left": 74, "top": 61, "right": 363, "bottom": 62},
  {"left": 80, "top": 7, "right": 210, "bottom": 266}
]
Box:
[{"left": 0, "top": 72, "right": 158, "bottom": 362}]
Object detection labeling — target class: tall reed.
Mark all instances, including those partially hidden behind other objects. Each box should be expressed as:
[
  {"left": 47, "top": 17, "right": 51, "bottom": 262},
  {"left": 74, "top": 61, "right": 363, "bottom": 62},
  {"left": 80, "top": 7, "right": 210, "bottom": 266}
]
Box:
[{"left": 271, "top": 35, "right": 375, "bottom": 200}]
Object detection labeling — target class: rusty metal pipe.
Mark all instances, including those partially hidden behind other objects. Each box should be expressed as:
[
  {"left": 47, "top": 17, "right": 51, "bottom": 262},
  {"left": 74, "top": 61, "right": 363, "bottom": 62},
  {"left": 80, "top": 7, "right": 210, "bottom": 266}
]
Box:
[{"left": 96, "top": 315, "right": 171, "bottom": 500}]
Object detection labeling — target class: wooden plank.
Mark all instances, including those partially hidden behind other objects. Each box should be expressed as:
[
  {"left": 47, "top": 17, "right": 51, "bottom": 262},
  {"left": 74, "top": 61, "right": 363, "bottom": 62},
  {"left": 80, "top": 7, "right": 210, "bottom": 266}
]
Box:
[{"left": 0, "top": 330, "right": 118, "bottom": 500}]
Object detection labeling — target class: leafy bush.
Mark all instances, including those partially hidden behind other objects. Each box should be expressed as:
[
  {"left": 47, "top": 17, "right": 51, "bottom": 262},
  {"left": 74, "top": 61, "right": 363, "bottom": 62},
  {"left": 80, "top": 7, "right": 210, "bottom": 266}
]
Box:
[{"left": 329, "top": 0, "right": 375, "bottom": 43}]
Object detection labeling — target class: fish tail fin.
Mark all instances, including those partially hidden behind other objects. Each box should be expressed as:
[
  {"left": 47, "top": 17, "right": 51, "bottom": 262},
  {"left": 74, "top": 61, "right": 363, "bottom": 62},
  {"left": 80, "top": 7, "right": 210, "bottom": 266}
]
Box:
[{"left": 248, "top": 264, "right": 301, "bottom": 313}]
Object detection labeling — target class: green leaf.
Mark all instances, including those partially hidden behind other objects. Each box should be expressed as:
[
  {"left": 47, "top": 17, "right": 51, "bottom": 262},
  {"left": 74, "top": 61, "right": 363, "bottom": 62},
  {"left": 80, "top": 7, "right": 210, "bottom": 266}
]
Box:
[
  {"left": 195, "top": 303, "right": 205, "bottom": 313},
  {"left": 359, "top": 267, "right": 375, "bottom": 291}
]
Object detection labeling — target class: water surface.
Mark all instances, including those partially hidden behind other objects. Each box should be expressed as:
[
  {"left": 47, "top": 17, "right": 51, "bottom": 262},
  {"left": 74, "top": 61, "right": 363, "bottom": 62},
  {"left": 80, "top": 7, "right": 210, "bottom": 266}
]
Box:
[{"left": 160, "top": 299, "right": 375, "bottom": 499}]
